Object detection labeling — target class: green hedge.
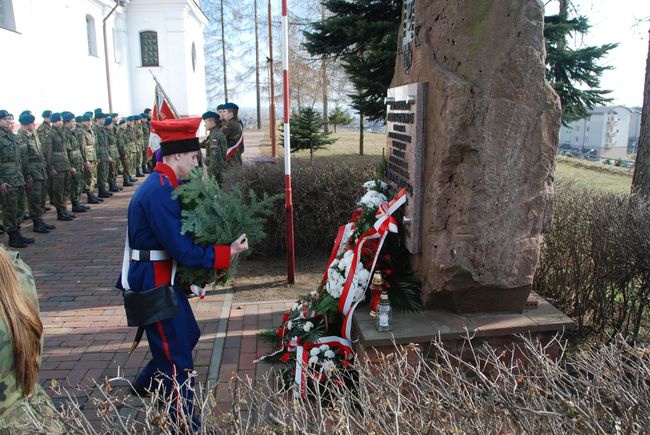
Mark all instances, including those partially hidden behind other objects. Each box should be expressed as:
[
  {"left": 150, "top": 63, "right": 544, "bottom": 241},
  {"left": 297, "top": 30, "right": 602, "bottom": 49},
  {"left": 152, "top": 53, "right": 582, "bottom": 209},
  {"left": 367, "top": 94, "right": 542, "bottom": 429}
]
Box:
[{"left": 230, "top": 159, "right": 379, "bottom": 256}]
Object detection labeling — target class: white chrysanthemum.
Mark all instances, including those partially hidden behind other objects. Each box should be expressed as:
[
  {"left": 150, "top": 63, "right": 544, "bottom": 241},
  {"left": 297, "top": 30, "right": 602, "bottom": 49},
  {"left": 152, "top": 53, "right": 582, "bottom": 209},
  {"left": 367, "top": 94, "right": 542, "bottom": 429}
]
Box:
[
  {"left": 330, "top": 259, "right": 339, "bottom": 269},
  {"left": 308, "top": 356, "right": 318, "bottom": 365},
  {"left": 310, "top": 347, "right": 320, "bottom": 356},
  {"left": 357, "top": 268, "right": 371, "bottom": 288},
  {"left": 303, "top": 321, "right": 314, "bottom": 332},
  {"left": 286, "top": 321, "right": 293, "bottom": 330},
  {"left": 358, "top": 190, "right": 387, "bottom": 209},
  {"left": 321, "top": 359, "right": 336, "bottom": 372},
  {"left": 319, "top": 344, "right": 330, "bottom": 351},
  {"left": 324, "top": 350, "right": 336, "bottom": 359},
  {"left": 339, "top": 250, "right": 355, "bottom": 272},
  {"left": 309, "top": 290, "right": 317, "bottom": 297},
  {"left": 363, "top": 180, "right": 389, "bottom": 192}
]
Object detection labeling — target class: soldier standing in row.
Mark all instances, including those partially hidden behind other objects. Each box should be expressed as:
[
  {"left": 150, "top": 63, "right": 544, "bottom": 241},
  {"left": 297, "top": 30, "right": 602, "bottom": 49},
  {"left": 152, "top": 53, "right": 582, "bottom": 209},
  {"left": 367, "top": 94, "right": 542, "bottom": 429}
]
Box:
[
  {"left": 201, "top": 111, "right": 227, "bottom": 184},
  {"left": 94, "top": 113, "right": 112, "bottom": 199},
  {"left": 105, "top": 117, "right": 122, "bottom": 193},
  {"left": 221, "top": 102, "right": 244, "bottom": 165},
  {"left": 80, "top": 113, "right": 102, "bottom": 204},
  {"left": 140, "top": 113, "right": 150, "bottom": 174},
  {"left": 62, "top": 113, "right": 87, "bottom": 214},
  {"left": 16, "top": 113, "right": 55, "bottom": 234},
  {"left": 133, "top": 116, "right": 144, "bottom": 177},
  {"left": 37, "top": 110, "right": 53, "bottom": 207},
  {"left": 0, "top": 111, "right": 35, "bottom": 248},
  {"left": 116, "top": 119, "right": 134, "bottom": 187}
]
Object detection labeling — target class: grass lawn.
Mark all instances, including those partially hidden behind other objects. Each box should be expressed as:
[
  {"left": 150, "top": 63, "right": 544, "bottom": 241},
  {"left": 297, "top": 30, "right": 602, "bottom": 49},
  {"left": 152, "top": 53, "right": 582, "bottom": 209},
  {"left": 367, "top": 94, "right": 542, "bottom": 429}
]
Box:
[{"left": 253, "top": 130, "right": 633, "bottom": 194}]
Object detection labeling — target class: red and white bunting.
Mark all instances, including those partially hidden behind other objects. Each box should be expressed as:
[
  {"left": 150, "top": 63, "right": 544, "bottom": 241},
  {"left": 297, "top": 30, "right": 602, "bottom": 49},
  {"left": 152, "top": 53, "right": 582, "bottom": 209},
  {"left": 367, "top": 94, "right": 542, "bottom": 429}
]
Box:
[{"left": 321, "top": 222, "right": 356, "bottom": 287}]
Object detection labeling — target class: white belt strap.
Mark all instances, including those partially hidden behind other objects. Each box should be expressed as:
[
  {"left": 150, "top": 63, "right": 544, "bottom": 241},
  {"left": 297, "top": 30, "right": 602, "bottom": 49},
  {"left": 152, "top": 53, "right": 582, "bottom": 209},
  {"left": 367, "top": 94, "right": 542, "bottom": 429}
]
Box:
[
  {"left": 131, "top": 250, "right": 170, "bottom": 261},
  {"left": 121, "top": 226, "right": 177, "bottom": 291}
]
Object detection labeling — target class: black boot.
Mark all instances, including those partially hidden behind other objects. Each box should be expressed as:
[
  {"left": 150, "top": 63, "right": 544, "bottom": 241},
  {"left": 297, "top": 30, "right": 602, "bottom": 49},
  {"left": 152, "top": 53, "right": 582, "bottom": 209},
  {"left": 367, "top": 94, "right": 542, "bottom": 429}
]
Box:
[
  {"left": 129, "top": 177, "right": 137, "bottom": 183},
  {"left": 109, "top": 181, "right": 120, "bottom": 193},
  {"left": 16, "top": 228, "right": 35, "bottom": 244},
  {"left": 32, "top": 219, "right": 50, "bottom": 234},
  {"left": 39, "top": 218, "right": 56, "bottom": 230},
  {"left": 136, "top": 169, "right": 145, "bottom": 178},
  {"left": 65, "top": 210, "right": 77, "bottom": 219},
  {"left": 98, "top": 187, "right": 113, "bottom": 198},
  {"left": 87, "top": 192, "right": 101, "bottom": 204},
  {"left": 8, "top": 230, "right": 28, "bottom": 248},
  {"left": 72, "top": 202, "right": 88, "bottom": 213},
  {"left": 123, "top": 180, "right": 135, "bottom": 187},
  {"left": 93, "top": 191, "right": 104, "bottom": 202},
  {"left": 57, "top": 209, "right": 73, "bottom": 221}
]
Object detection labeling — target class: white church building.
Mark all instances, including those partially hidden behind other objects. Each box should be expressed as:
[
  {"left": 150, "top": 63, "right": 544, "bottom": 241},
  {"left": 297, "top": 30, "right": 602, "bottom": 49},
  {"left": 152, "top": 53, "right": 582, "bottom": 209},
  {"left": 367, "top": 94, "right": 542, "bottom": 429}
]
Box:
[{"left": 0, "top": 0, "right": 208, "bottom": 118}]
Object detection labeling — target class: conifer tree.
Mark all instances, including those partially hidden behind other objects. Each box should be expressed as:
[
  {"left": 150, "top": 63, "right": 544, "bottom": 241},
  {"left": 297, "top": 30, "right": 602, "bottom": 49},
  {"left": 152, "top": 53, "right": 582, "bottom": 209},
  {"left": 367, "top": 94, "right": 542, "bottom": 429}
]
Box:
[
  {"left": 544, "top": 6, "right": 618, "bottom": 124},
  {"left": 328, "top": 106, "right": 353, "bottom": 132},
  {"left": 281, "top": 107, "right": 335, "bottom": 161}
]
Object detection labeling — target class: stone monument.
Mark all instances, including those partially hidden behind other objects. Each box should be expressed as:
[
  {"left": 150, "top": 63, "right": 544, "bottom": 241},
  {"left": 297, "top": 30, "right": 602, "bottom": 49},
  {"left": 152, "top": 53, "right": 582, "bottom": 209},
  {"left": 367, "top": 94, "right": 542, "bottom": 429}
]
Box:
[{"left": 385, "top": 0, "right": 561, "bottom": 313}]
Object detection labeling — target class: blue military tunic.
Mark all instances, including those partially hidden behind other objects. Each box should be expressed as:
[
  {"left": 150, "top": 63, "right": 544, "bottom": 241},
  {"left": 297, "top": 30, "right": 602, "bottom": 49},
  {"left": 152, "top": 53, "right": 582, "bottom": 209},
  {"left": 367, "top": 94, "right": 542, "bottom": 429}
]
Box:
[{"left": 117, "top": 161, "right": 230, "bottom": 426}]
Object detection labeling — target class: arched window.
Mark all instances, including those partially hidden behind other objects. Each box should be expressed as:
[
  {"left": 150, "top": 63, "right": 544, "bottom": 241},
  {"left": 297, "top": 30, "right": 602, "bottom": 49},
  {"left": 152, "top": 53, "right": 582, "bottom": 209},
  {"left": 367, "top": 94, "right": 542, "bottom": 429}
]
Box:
[
  {"left": 140, "top": 31, "right": 159, "bottom": 67},
  {"left": 191, "top": 42, "right": 197, "bottom": 72},
  {"left": 86, "top": 15, "right": 97, "bottom": 56},
  {"left": 0, "top": 0, "right": 16, "bottom": 31}
]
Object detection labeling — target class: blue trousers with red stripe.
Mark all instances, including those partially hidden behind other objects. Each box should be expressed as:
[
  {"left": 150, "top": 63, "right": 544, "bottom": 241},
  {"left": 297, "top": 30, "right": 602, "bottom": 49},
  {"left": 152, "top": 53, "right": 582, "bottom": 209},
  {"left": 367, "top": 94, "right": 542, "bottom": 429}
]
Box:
[{"left": 136, "top": 288, "right": 201, "bottom": 429}]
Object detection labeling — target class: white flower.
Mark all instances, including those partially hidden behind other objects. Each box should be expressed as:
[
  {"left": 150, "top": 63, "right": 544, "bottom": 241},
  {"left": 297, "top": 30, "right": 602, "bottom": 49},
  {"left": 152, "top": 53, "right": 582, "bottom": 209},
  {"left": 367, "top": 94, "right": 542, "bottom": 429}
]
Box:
[
  {"left": 339, "top": 250, "right": 355, "bottom": 272},
  {"left": 357, "top": 268, "right": 371, "bottom": 288},
  {"left": 363, "top": 180, "right": 389, "bottom": 192},
  {"left": 303, "top": 321, "right": 314, "bottom": 332},
  {"left": 286, "top": 321, "right": 293, "bottom": 330},
  {"left": 329, "top": 259, "right": 339, "bottom": 269},
  {"left": 308, "top": 356, "right": 318, "bottom": 365},
  {"left": 321, "top": 359, "right": 336, "bottom": 372},
  {"left": 319, "top": 344, "right": 330, "bottom": 351},
  {"left": 310, "top": 347, "right": 320, "bottom": 357},
  {"left": 291, "top": 303, "right": 299, "bottom": 311},
  {"left": 309, "top": 290, "right": 317, "bottom": 297},
  {"left": 324, "top": 350, "right": 336, "bottom": 359},
  {"left": 358, "top": 190, "right": 387, "bottom": 209}
]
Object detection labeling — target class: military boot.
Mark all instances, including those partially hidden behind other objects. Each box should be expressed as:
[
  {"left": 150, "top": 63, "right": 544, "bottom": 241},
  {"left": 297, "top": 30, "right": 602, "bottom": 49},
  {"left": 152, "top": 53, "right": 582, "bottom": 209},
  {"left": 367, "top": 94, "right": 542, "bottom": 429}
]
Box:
[
  {"left": 8, "top": 230, "right": 28, "bottom": 248},
  {"left": 98, "top": 187, "right": 113, "bottom": 198},
  {"left": 16, "top": 228, "right": 35, "bottom": 244},
  {"left": 109, "top": 181, "right": 120, "bottom": 193},
  {"left": 129, "top": 176, "right": 137, "bottom": 183},
  {"left": 123, "top": 179, "right": 135, "bottom": 187},
  {"left": 57, "top": 208, "right": 73, "bottom": 221},
  {"left": 136, "top": 168, "right": 145, "bottom": 178},
  {"left": 32, "top": 219, "right": 50, "bottom": 234},
  {"left": 38, "top": 218, "right": 56, "bottom": 230},
  {"left": 87, "top": 192, "right": 101, "bottom": 204},
  {"left": 72, "top": 202, "right": 88, "bottom": 213}
]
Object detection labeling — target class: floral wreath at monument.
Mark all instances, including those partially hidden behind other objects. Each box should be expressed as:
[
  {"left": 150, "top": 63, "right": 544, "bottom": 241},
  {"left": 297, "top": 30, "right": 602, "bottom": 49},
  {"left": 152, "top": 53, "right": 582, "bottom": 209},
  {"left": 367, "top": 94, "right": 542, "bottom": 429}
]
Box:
[{"left": 258, "top": 180, "right": 423, "bottom": 396}]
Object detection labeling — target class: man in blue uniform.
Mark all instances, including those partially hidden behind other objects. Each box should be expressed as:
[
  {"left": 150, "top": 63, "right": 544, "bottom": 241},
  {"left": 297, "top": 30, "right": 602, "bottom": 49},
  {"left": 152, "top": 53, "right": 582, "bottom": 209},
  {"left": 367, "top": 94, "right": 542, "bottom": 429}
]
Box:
[{"left": 117, "top": 117, "right": 248, "bottom": 427}]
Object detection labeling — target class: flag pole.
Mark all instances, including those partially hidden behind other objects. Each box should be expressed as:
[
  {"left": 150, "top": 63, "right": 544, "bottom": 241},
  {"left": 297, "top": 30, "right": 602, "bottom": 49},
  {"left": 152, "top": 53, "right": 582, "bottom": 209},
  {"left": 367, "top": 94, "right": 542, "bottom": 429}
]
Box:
[
  {"left": 282, "top": 0, "right": 295, "bottom": 284},
  {"left": 149, "top": 70, "right": 180, "bottom": 118}
]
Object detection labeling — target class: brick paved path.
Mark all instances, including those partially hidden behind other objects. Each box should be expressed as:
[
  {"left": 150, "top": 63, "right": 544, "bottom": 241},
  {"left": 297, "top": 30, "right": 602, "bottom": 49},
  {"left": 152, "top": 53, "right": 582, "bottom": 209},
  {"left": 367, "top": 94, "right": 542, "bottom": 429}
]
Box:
[{"left": 11, "top": 149, "right": 292, "bottom": 426}]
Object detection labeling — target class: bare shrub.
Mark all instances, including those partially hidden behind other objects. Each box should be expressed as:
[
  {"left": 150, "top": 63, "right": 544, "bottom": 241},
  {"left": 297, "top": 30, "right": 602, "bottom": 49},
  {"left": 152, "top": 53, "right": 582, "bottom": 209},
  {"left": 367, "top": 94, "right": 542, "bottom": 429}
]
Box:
[
  {"left": 28, "top": 336, "right": 650, "bottom": 433},
  {"left": 534, "top": 182, "right": 650, "bottom": 341}
]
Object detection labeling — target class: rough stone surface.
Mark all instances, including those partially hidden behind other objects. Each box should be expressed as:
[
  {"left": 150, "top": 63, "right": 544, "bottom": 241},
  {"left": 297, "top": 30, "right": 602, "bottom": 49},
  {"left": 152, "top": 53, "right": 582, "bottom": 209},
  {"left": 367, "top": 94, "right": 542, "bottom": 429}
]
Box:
[{"left": 391, "top": 0, "right": 561, "bottom": 312}]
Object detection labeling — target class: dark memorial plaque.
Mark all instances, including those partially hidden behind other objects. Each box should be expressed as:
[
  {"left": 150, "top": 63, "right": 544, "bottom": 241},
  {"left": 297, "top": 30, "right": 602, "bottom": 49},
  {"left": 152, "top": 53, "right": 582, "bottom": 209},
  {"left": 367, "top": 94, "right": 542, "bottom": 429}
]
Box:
[{"left": 385, "top": 82, "right": 426, "bottom": 254}]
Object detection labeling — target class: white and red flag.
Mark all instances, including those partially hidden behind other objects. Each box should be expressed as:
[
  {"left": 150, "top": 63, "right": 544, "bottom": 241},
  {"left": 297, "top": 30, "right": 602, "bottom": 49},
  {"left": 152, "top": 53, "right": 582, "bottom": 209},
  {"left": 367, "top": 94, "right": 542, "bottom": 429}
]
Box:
[{"left": 148, "top": 84, "right": 177, "bottom": 157}]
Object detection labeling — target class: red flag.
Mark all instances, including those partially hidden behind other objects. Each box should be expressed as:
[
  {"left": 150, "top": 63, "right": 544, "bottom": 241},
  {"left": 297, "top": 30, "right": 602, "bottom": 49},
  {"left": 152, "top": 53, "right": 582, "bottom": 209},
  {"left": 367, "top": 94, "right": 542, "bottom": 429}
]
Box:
[{"left": 149, "top": 84, "right": 177, "bottom": 157}]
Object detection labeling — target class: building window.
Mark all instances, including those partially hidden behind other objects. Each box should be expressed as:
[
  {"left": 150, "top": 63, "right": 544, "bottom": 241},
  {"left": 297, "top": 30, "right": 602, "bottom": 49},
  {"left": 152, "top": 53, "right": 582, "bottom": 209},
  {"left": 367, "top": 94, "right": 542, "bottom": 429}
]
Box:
[
  {"left": 140, "top": 31, "right": 159, "bottom": 67},
  {"left": 191, "top": 42, "right": 197, "bottom": 72},
  {"left": 0, "top": 0, "right": 16, "bottom": 31},
  {"left": 86, "top": 15, "right": 97, "bottom": 56}
]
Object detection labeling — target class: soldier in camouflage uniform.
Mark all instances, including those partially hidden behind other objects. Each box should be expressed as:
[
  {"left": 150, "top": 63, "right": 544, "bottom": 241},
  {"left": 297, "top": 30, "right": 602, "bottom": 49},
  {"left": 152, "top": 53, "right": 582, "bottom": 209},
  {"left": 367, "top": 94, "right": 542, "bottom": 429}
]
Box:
[
  {"left": 105, "top": 117, "right": 122, "bottom": 193},
  {"left": 43, "top": 113, "right": 75, "bottom": 221},
  {"left": 133, "top": 116, "right": 145, "bottom": 177},
  {"left": 126, "top": 116, "right": 138, "bottom": 180},
  {"left": 0, "top": 110, "right": 35, "bottom": 247},
  {"left": 36, "top": 110, "right": 53, "bottom": 209},
  {"left": 116, "top": 119, "right": 134, "bottom": 187},
  {"left": 201, "top": 111, "right": 228, "bottom": 184},
  {"left": 62, "top": 113, "right": 87, "bottom": 214},
  {"left": 16, "top": 113, "right": 55, "bottom": 234},
  {"left": 140, "top": 113, "right": 151, "bottom": 174},
  {"left": 221, "top": 102, "right": 244, "bottom": 165},
  {"left": 94, "top": 113, "right": 112, "bottom": 199},
  {"left": 80, "top": 113, "right": 101, "bottom": 204}
]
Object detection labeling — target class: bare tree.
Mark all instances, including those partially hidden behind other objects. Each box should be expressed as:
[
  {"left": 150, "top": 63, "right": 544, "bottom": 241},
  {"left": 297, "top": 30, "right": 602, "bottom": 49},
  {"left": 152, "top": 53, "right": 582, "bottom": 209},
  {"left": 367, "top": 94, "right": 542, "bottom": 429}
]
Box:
[{"left": 632, "top": 29, "right": 650, "bottom": 197}]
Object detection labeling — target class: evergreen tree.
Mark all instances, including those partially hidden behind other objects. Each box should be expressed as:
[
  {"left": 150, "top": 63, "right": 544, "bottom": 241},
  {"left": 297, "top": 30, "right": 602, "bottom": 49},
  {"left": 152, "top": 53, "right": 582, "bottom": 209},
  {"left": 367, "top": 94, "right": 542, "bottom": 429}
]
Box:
[
  {"left": 281, "top": 107, "right": 336, "bottom": 161},
  {"left": 544, "top": 8, "right": 618, "bottom": 124},
  {"left": 303, "top": 0, "right": 401, "bottom": 123},
  {"left": 328, "top": 106, "right": 353, "bottom": 132}
]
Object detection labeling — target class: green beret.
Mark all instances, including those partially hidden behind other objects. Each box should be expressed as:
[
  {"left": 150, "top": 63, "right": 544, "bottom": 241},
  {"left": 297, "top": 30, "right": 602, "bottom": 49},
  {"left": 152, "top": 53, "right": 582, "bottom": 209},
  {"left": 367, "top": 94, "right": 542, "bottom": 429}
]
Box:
[
  {"left": 62, "top": 112, "right": 75, "bottom": 122},
  {"left": 119, "top": 119, "right": 126, "bottom": 125},
  {"left": 84, "top": 111, "right": 93, "bottom": 117},
  {"left": 19, "top": 113, "right": 36, "bottom": 125},
  {"left": 110, "top": 113, "right": 118, "bottom": 118},
  {"left": 20, "top": 110, "right": 33, "bottom": 117},
  {"left": 42, "top": 110, "right": 52, "bottom": 118},
  {"left": 202, "top": 111, "right": 218, "bottom": 120},
  {"left": 216, "top": 104, "right": 225, "bottom": 110},
  {"left": 82, "top": 113, "right": 92, "bottom": 122},
  {"left": 94, "top": 108, "right": 103, "bottom": 115},
  {"left": 50, "top": 113, "right": 62, "bottom": 122},
  {"left": 75, "top": 116, "right": 83, "bottom": 122},
  {"left": 223, "top": 102, "right": 239, "bottom": 111},
  {"left": 0, "top": 110, "right": 12, "bottom": 120},
  {"left": 104, "top": 117, "right": 113, "bottom": 126},
  {"left": 95, "top": 112, "right": 107, "bottom": 119}
]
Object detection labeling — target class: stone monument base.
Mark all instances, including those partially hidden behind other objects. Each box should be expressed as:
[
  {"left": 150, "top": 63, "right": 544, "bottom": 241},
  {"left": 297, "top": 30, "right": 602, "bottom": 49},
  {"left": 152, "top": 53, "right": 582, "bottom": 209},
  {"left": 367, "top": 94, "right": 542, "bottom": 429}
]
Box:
[{"left": 352, "top": 292, "right": 574, "bottom": 360}]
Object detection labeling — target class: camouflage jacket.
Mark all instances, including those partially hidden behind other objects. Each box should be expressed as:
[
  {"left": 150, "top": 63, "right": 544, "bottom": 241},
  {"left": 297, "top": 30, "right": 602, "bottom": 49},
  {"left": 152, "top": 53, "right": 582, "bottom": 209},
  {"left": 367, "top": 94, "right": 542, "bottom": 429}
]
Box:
[
  {"left": 44, "top": 126, "right": 71, "bottom": 172},
  {"left": 222, "top": 118, "right": 243, "bottom": 148},
  {"left": 36, "top": 122, "right": 51, "bottom": 147},
  {"left": 94, "top": 125, "right": 110, "bottom": 160},
  {"left": 82, "top": 125, "right": 96, "bottom": 161},
  {"left": 16, "top": 128, "right": 47, "bottom": 181},
  {"left": 0, "top": 126, "right": 27, "bottom": 186},
  {"left": 116, "top": 128, "right": 128, "bottom": 159},
  {"left": 142, "top": 122, "right": 150, "bottom": 147},
  {"left": 203, "top": 128, "right": 227, "bottom": 180},
  {"left": 106, "top": 127, "right": 119, "bottom": 159},
  {"left": 64, "top": 127, "right": 83, "bottom": 170}
]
